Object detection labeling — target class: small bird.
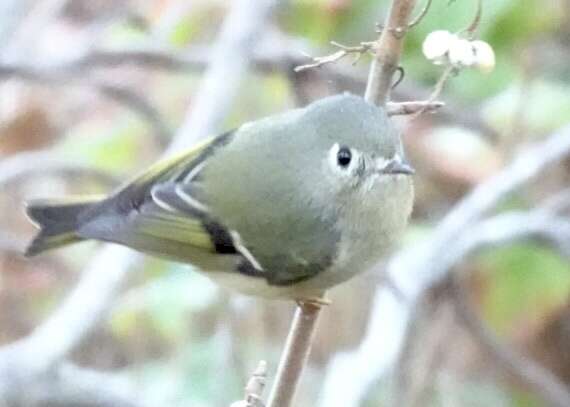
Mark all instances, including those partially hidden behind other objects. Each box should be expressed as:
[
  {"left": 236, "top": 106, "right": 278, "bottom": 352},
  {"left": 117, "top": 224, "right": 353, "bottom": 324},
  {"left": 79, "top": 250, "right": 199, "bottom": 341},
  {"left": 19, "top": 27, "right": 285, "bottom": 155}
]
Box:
[{"left": 25, "top": 94, "right": 414, "bottom": 300}]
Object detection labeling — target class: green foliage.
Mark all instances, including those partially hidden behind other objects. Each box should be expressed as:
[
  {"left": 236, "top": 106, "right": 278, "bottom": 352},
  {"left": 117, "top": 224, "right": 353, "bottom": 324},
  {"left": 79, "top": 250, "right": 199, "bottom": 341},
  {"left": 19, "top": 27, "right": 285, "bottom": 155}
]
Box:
[
  {"left": 483, "top": 80, "right": 570, "bottom": 135},
  {"left": 60, "top": 118, "right": 149, "bottom": 174},
  {"left": 478, "top": 243, "right": 570, "bottom": 334},
  {"left": 111, "top": 263, "right": 218, "bottom": 342}
]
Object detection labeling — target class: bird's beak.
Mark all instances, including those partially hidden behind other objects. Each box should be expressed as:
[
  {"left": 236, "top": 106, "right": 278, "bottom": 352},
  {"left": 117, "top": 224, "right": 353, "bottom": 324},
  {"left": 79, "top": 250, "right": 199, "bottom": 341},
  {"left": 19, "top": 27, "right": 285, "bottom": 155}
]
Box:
[{"left": 379, "top": 155, "right": 415, "bottom": 175}]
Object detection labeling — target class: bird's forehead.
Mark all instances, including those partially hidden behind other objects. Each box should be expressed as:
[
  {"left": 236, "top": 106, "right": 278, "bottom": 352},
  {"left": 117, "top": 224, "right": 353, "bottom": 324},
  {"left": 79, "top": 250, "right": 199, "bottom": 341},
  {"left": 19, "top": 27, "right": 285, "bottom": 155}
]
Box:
[{"left": 303, "top": 94, "right": 400, "bottom": 157}]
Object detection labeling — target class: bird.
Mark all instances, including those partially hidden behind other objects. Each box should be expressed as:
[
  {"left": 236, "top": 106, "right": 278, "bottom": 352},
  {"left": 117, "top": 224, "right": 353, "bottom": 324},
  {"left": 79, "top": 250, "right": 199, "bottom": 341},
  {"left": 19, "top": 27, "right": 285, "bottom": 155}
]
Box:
[{"left": 25, "top": 94, "right": 414, "bottom": 301}]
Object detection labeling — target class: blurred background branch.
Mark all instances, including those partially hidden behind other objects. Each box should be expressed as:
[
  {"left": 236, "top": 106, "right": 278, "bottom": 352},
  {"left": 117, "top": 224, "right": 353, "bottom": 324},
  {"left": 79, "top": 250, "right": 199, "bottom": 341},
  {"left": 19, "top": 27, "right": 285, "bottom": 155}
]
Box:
[{"left": 0, "top": 0, "right": 275, "bottom": 405}]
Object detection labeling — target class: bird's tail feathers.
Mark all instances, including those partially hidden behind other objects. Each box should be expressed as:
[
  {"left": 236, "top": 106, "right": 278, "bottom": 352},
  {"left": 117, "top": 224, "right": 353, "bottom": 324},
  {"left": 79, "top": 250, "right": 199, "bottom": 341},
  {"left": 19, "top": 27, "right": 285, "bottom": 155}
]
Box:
[{"left": 25, "top": 196, "right": 102, "bottom": 256}]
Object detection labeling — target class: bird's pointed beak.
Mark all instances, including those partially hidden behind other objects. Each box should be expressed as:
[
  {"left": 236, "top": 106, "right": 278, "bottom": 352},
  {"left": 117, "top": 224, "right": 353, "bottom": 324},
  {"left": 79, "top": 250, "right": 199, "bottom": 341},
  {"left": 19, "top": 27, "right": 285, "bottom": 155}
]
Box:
[{"left": 379, "top": 155, "right": 415, "bottom": 175}]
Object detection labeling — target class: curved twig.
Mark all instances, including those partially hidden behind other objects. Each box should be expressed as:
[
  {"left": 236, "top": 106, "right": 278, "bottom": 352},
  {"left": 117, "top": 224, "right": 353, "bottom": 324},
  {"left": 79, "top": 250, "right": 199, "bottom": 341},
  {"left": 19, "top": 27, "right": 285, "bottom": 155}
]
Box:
[
  {"left": 408, "top": 0, "right": 433, "bottom": 28},
  {"left": 462, "top": 0, "right": 483, "bottom": 38}
]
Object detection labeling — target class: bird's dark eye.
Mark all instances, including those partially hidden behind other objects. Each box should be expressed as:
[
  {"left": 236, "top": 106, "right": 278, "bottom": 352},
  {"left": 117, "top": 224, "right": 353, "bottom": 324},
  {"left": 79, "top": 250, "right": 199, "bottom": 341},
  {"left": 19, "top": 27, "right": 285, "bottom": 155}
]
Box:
[{"left": 337, "top": 147, "right": 352, "bottom": 168}]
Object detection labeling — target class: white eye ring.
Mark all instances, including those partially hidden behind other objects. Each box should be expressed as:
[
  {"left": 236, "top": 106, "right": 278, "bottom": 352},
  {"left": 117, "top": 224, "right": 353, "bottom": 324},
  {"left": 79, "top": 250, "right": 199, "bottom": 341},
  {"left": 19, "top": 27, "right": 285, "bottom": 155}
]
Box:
[{"left": 328, "top": 143, "right": 359, "bottom": 173}]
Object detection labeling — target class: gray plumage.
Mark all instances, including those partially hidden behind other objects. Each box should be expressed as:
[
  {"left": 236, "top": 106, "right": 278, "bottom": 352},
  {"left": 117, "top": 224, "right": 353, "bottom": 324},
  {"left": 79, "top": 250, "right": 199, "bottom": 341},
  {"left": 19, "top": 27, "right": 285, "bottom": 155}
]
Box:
[{"left": 25, "top": 94, "right": 414, "bottom": 300}]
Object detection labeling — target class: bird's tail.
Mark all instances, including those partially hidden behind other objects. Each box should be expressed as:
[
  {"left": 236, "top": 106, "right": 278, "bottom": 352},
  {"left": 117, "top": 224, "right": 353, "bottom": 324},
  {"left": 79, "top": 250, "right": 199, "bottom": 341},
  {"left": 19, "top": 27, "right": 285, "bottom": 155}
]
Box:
[{"left": 24, "top": 196, "right": 102, "bottom": 256}]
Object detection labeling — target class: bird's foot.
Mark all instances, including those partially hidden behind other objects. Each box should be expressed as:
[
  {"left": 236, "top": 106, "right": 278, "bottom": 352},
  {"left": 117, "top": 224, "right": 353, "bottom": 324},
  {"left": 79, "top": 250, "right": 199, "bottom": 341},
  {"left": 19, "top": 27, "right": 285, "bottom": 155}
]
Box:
[{"left": 295, "top": 296, "right": 331, "bottom": 310}]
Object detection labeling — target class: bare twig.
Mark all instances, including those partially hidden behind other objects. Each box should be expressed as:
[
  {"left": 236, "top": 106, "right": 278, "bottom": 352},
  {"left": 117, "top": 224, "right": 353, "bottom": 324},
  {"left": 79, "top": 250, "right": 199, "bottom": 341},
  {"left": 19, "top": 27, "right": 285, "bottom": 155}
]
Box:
[
  {"left": 267, "top": 301, "right": 325, "bottom": 407},
  {"left": 408, "top": 0, "right": 433, "bottom": 28},
  {"left": 387, "top": 100, "right": 444, "bottom": 116},
  {"left": 231, "top": 361, "right": 268, "bottom": 407},
  {"left": 464, "top": 0, "right": 483, "bottom": 38},
  {"left": 364, "top": 0, "right": 419, "bottom": 106},
  {"left": 294, "top": 41, "right": 374, "bottom": 72},
  {"left": 411, "top": 65, "right": 456, "bottom": 118}
]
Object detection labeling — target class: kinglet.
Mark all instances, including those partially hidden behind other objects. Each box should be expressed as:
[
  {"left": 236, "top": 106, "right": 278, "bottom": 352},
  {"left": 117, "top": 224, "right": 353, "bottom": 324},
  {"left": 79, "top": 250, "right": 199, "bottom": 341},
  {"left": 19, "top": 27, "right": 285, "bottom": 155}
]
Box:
[{"left": 25, "top": 94, "right": 414, "bottom": 300}]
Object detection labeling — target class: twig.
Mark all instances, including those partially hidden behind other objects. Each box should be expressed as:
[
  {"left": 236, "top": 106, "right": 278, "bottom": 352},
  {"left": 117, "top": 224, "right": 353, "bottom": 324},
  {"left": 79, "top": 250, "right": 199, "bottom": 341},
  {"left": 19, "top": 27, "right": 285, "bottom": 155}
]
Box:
[
  {"left": 294, "top": 41, "right": 374, "bottom": 72},
  {"left": 387, "top": 100, "right": 444, "bottom": 116},
  {"left": 411, "top": 65, "right": 456, "bottom": 119},
  {"left": 408, "top": 0, "right": 433, "bottom": 28},
  {"left": 364, "top": 0, "right": 419, "bottom": 106},
  {"left": 464, "top": 0, "right": 483, "bottom": 38},
  {"left": 230, "top": 361, "right": 268, "bottom": 407},
  {"left": 267, "top": 301, "right": 324, "bottom": 407}
]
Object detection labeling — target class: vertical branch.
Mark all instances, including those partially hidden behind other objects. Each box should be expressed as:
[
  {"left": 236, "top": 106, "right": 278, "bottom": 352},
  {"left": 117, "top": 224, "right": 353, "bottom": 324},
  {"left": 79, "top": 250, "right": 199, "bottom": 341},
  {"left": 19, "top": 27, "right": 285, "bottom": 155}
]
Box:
[
  {"left": 267, "top": 302, "right": 323, "bottom": 407},
  {"left": 364, "top": 0, "right": 418, "bottom": 106}
]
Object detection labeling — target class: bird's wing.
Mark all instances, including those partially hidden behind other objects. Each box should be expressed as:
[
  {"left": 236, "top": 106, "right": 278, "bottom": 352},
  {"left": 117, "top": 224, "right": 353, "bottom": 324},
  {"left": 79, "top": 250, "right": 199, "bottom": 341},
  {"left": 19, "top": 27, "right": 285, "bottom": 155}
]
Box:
[
  {"left": 123, "top": 130, "right": 235, "bottom": 206},
  {"left": 79, "top": 131, "right": 236, "bottom": 254},
  {"left": 118, "top": 130, "right": 238, "bottom": 255}
]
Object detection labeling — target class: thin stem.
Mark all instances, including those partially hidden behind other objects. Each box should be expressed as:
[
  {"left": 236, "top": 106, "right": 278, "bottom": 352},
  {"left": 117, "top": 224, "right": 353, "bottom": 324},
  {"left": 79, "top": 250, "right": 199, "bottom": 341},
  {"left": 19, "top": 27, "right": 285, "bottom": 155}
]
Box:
[
  {"left": 267, "top": 302, "right": 324, "bottom": 407},
  {"left": 364, "top": 0, "right": 419, "bottom": 106},
  {"left": 408, "top": 0, "right": 433, "bottom": 28}
]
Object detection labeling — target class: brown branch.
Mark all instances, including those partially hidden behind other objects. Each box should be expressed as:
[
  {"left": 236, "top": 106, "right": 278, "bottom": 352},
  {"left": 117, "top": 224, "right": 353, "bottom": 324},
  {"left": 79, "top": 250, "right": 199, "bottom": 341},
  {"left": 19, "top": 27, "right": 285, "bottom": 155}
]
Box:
[
  {"left": 294, "top": 41, "right": 374, "bottom": 72},
  {"left": 364, "top": 0, "right": 419, "bottom": 106},
  {"left": 267, "top": 301, "right": 325, "bottom": 407}
]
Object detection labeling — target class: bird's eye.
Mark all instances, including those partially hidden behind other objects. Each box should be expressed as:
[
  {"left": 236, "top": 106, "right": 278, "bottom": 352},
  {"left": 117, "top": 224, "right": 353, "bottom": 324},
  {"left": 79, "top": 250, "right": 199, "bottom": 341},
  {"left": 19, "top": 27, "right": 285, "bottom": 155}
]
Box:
[{"left": 337, "top": 147, "right": 352, "bottom": 168}]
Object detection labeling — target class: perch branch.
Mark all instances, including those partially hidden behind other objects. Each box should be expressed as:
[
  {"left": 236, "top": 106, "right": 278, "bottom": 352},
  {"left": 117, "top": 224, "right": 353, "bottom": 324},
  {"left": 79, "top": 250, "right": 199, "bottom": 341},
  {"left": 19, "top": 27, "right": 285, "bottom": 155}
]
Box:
[
  {"left": 364, "top": 0, "right": 419, "bottom": 105},
  {"left": 267, "top": 301, "right": 325, "bottom": 407}
]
